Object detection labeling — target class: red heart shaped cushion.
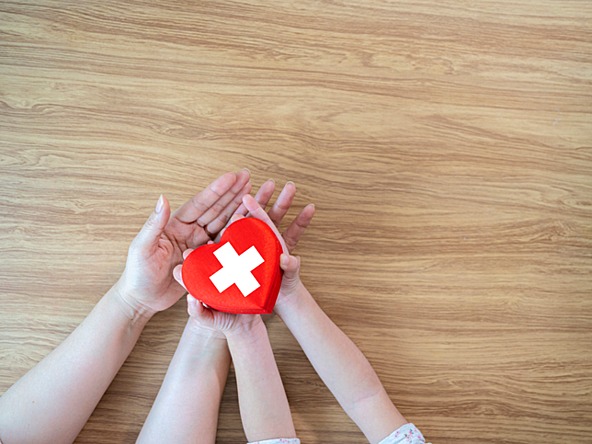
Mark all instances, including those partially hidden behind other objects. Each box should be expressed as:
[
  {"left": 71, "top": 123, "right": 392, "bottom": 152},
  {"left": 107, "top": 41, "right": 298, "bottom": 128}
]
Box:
[{"left": 181, "top": 217, "right": 283, "bottom": 314}]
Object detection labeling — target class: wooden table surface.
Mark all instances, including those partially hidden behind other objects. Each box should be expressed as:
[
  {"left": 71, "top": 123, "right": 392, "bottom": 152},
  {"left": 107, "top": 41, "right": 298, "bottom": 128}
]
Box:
[{"left": 1, "top": 1, "right": 591, "bottom": 443}]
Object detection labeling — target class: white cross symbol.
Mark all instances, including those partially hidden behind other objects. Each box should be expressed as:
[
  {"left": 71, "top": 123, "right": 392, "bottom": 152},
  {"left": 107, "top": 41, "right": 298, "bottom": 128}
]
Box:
[{"left": 209, "top": 242, "right": 265, "bottom": 297}]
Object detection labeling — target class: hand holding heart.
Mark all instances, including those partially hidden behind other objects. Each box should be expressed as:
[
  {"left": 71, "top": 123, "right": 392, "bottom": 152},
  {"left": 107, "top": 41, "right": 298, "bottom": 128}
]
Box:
[
  {"left": 173, "top": 181, "right": 315, "bottom": 336},
  {"left": 115, "top": 170, "right": 252, "bottom": 317},
  {"left": 185, "top": 292, "right": 264, "bottom": 338}
]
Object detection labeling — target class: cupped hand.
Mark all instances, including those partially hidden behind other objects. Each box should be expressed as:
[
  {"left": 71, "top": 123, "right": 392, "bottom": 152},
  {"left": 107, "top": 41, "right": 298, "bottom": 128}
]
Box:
[
  {"left": 171, "top": 179, "right": 314, "bottom": 328},
  {"left": 222, "top": 180, "right": 315, "bottom": 253},
  {"left": 205, "top": 179, "right": 315, "bottom": 310},
  {"left": 239, "top": 192, "right": 311, "bottom": 309},
  {"left": 186, "top": 294, "right": 263, "bottom": 338},
  {"left": 115, "top": 169, "right": 252, "bottom": 317},
  {"left": 173, "top": 250, "right": 263, "bottom": 337}
]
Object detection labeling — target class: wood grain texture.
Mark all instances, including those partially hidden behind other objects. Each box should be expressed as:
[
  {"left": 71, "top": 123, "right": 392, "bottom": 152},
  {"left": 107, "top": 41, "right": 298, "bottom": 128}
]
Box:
[{"left": 1, "top": 0, "right": 591, "bottom": 442}]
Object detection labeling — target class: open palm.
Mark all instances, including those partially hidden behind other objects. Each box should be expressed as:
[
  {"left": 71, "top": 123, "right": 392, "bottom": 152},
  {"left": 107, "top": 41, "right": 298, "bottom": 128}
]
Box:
[
  {"left": 117, "top": 170, "right": 252, "bottom": 315},
  {"left": 173, "top": 179, "right": 315, "bottom": 334}
]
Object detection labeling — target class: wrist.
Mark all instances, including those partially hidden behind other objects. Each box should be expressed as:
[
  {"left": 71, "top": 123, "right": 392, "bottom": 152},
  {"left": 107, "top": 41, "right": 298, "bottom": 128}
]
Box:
[
  {"left": 110, "top": 280, "right": 156, "bottom": 325},
  {"left": 186, "top": 317, "right": 228, "bottom": 340},
  {"left": 275, "top": 280, "right": 307, "bottom": 316},
  {"left": 224, "top": 316, "right": 266, "bottom": 343}
]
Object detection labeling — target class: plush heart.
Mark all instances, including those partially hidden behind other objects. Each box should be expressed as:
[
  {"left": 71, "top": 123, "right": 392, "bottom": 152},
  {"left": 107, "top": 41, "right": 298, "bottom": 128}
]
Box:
[{"left": 182, "top": 217, "right": 283, "bottom": 314}]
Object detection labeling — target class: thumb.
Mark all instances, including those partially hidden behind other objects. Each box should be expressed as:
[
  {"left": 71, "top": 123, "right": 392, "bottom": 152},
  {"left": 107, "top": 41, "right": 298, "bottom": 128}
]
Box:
[
  {"left": 280, "top": 253, "right": 300, "bottom": 282},
  {"left": 187, "top": 294, "right": 203, "bottom": 318},
  {"left": 134, "top": 195, "right": 170, "bottom": 252}
]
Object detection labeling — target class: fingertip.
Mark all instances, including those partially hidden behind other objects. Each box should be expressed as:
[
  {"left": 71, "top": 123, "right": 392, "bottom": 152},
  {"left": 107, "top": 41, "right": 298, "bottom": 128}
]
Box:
[
  {"left": 221, "top": 171, "right": 238, "bottom": 185},
  {"left": 154, "top": 195, "right": 164, "bottom": 213},
  {"left": 244, "top": 194, "right": 265, "bottom": 214},
  {"left": 187, "top": 294, "right": 195, "bottom": 316},
  {"left": 173, "top": 265, "right": 186, "bottom": 289},
  {"left": 262, "top": 179, "right": 276, "bottom": 194},
  {"left": 280, "top": 253, "right": 289, "bottom": 269},
  {"left": 234, "top": 169, "right": 250, "bottom": 186},
  {"left": 298, "top": 203, "right": 316, "bottom": 225},
  {"left": 302, "top": 203, "right": 316, "bottom": 218},
  {"left": 242, "top": 193, "right": 256, "bottom": 209}
]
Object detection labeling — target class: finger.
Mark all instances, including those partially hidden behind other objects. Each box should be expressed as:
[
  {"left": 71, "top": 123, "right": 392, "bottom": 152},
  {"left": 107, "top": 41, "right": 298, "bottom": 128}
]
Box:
[
  {"left": 215, "top": 213, "right": 245, "bottom": 241},
  {"left": 282, "top": 203, "right": 315, "bottom": 253},
  {"left": 187, "top": 294, "right": 206, "bottom": 318},
  {"left": 202, "top": 179, "right": 252, "bottom": 235},
  {"left": 183, "top": 248, "right": 195, "bottom": 260},
  {"left": 196, "top": 169, "right": 251, "bottom": 228},
  {"left": 255, "top": 179, "right": 277, "bottom": 210},
  {"left": 268, "top": 181, "right": 296, "bottom": 227},
  {"left": 187, "top": 294, "right": 198, "bottom": 317},
  {"left": 173, "top": 264, "right": 188, "bottom": 291},
  {"left": 172, "top": 171, "right": 237, "bottom": 224},
  {"left": 280, "top": 253, "right": 301, "bottom": 280},
  {"left": 242, "top": 194, "right": 287, "bottom": 252},
  {"left": 235, "top": 179, "right": 276, "bottom": 216},
  {"left": 133, "top": 195, "right": 171, "bottom": 253}
]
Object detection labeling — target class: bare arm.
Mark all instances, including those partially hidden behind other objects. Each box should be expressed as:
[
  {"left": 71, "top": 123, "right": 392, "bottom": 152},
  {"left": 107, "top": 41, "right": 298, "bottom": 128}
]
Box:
[
  {"left": 226, "top": 318, "right": 296, "bottom": 443},
  {"left": 275, "top": 279, "right": 407, "bottom": 444},
  {"left": 137, "top": 316, "right": 230, "bottom": 444},
  {"left": 0, "top": 171, "right": 251, "bottom": 444},
  {"left": 0, "top": 285, "right": 151, "bottom": 444},
  {"left": 240, "top": 195, "right": 407, "bottom": 444}
]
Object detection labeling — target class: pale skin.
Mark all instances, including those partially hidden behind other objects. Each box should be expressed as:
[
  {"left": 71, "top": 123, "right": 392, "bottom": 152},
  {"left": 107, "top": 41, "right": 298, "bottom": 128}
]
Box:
[
  {"left": 138, "top": 181, "right": 314, "bottom": 444},
  {"left": 243, "top": 195, "right": 409, "bottom": 444},
  {"left": 0, "top": 169, "right": 254, "bottom": 444},
  {"left": 150, "top": 193, "right": 408, "bottom": 444},
  {"left": 0, "top": 171, "right": 409, "bottom": 444}
]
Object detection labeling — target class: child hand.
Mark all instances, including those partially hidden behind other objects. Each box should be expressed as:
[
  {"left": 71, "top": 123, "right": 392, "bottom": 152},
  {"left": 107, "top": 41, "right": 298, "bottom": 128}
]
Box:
[
  {"left": 277, "top": 252, "right": 304, "bottom": 309},
  {"left": 186, "top": 294, "right": 263, "bottom": 339},
  {"left": 175, "top": 180, "right": 314, "bottom": 319},
  {"left": 174, "top": 256, "right": 263, "bottom": 337},
  {"left": 240, "top": 193, "right": 310, "bottom": 309},
  {"left": 216, "top": 180, "right": 315, "bottom": 253}
]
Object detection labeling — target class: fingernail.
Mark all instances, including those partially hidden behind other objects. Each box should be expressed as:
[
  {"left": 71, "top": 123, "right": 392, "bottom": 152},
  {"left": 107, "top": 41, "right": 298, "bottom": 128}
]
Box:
[
  {"left": 155, "top": 195, "right": 164, "bottom": 214},
  {"left": 242, "top": 167, "right": 251, "bottom": 175},
  {"left": 286, "top": 180, "right": 295, "bottom": 186},
  {"left": 280, "top": 254, "right": 288, "bottom": 267}
]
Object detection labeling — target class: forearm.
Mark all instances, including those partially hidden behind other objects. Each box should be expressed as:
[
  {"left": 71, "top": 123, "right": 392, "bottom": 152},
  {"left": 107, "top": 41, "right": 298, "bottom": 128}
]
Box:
[
  {"left": 137, "top": 321, "right": 230, "bottom": 444},
  {"left": 227, "top": 321, "right": 296, "bottom": 442},
  {"left": 0, "top": 284, "right": 151, "bottom": 444},
  {"left": 276, "top": 283, "right": 406, "bottom": 443}
]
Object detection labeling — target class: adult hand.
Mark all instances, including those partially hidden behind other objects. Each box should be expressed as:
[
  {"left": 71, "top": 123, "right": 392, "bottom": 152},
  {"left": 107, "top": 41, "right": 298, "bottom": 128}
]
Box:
[
  {"left": 172, "top": 245, "right": 262, "bottom": 337},
  {"left": 219, "top": 179, "right": 315, "bottom": 254},
  {"left": 116, "top": 169, "right": 252, "bottom": 317},
  {"left": 173, "top": 179, "right": 315, "bottom": 318},
  {"left": 239, "top": 192, "right": 313, "bottom": 308},
  {"left": 186, "top": 294, "right": 264, "bottom": 338}
]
